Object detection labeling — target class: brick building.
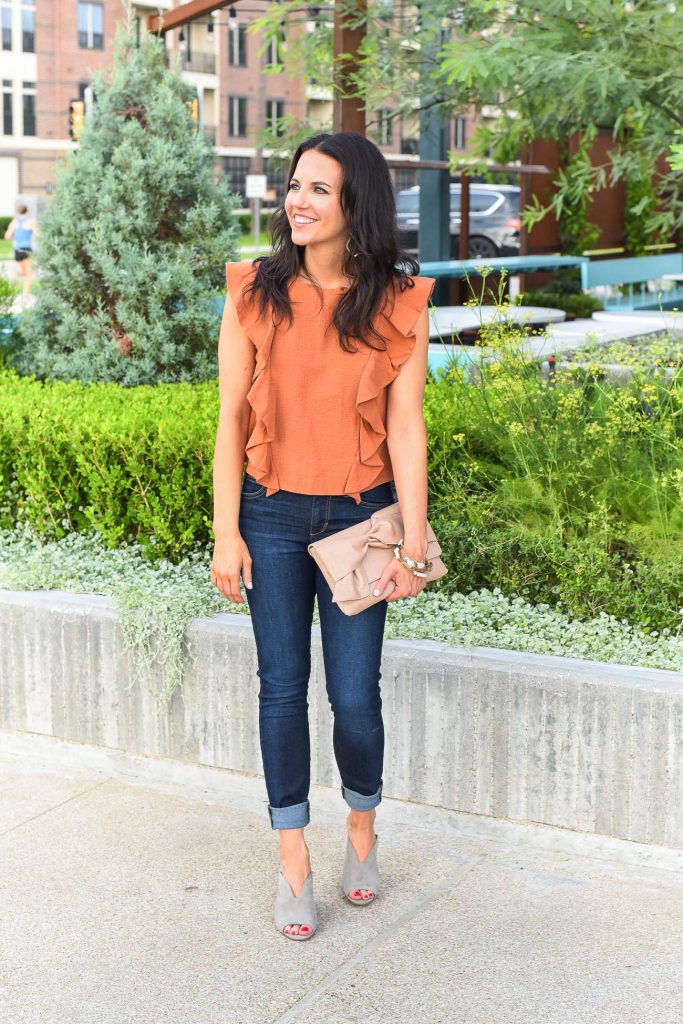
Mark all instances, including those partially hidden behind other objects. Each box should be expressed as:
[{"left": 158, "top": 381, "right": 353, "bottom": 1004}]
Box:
[{"left": 0, "top": 0, "right": 479, "bottom": 219}]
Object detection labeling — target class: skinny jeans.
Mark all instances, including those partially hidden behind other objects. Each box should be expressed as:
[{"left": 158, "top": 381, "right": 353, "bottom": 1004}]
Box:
[{"left": 238, "top": 471, "right": 396, "bottom": 830}]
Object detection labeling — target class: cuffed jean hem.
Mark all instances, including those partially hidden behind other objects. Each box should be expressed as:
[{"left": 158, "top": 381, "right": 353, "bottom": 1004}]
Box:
[
  {"left": 267, "top": 799, "right": 310, "bottom": 830},
  {"left": 341, "top": 779, "right": 383, "bottom": 812}
]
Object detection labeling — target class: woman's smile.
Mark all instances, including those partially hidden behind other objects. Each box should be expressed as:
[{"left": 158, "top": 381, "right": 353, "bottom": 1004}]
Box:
[{"left": 284, "top": 150, "right": 348, "bottom": 249}]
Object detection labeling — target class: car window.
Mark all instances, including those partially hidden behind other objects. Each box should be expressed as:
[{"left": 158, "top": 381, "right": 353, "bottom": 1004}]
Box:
[
  {"left": 450, "top": 190, "right": 504, "bottom": 214},
  {"left": 396, "top": 192, "right": 419, "bottom": 213}
]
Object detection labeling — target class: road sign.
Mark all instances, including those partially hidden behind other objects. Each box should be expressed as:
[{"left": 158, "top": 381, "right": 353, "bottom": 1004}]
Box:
[{"left": 246, "top": 175, "right": 268, "bottom": 199}]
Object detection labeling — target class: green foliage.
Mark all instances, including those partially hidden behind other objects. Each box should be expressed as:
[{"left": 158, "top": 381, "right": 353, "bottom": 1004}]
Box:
[
  {"left": 671, "top": 138, "right": 683, "bottom": 171},
  {"left": 516, "top": 290, "right": 602, "bottom": 318},
  {"left": 565, "top": 330, "right": 683, "bottom": 369},
  {"left": 0, "top": 279, "right": 20, "bottom": 367},
  {"left": 0, "top": 275, "right": 18, "bottom": 315},
  {"left": 1, "top": 528, "right": 680, "bottom": 708},
  {"left": 255, "top": 0, "right": 683, "bottom": 246},
  {"left": 2, "top": 305, "right": 683, "bottom": 636},
  {"left": 424, "top": 314, "right": 683, "bottom": 632},
  {"left": 0, "top": 367, "right": 218, "bottom": 559},
  {"left": 523, "top": 132, "right": 602, "bottom": 254},
  {"left": 12, "top": 15, "right": 240, "bottom": 385}
]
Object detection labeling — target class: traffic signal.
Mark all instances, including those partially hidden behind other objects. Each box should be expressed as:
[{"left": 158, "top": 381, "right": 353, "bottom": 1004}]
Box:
[
  {"left": 187, "top": 96, "right": 199, "bottom": 124},
  {"left": 69, "top": 99, "right": 85, "bottom": 141}
]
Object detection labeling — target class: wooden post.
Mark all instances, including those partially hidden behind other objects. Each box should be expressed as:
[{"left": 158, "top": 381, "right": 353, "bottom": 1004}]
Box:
[
  {"left": 454, "top": 173, "right": 470, "bottom": 303},
  {"left": 332, "top": 0, "right": 367, "bottom": 134}
]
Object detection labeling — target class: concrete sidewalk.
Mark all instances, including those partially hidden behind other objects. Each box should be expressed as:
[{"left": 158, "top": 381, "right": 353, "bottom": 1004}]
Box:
[{"left": 2, "top": 732, "right": 683, "bottom": 1024}]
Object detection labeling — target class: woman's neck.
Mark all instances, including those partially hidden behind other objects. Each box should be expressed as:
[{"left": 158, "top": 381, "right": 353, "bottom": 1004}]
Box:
[{"left": 300, "top": 244, "right": 352, "bottom": 290}]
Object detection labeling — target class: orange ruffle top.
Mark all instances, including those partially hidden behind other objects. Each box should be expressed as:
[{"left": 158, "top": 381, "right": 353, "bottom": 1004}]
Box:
[{"left": 226, "top": 261, "right": 435, "bottom": 504}]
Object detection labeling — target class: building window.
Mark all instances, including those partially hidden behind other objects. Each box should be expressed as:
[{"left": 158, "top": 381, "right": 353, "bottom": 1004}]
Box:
[
  {"left": 228, "top": 25, "right": 247, "bottom": 66},
  {"left": 454, "top": 116, "right": 467, "bottom": 150},
  {"left": 264, "top": 156, "right": 286, "bottom": 201},
  {"left": 228, "top": 95, "right": 247, "bottom": 137},
  {"left": 21, "top": 0, "right": 34, "bottom": 52},
  {"left": 265, "top": 99, "right": 284, "bottom": 137},
  {"left": 2, "top": 79, "right": 12, "bottom": 134},
  {"left": 78, "top": 2, "right": 104, "bottom": 50},
  {"left": 1, "top": 4, "right": 11, "bottom": 50},
  {"left": 400, "top": 137, "right": 419, "bottom": 156},
  {"left": 221, "top": 156, "right": 250, "bottom": 202},
  {"left": 378, "top": 109, "right": 393, "bottom": 146},
  {"left": 22, "top": 80, "right": 35, "bottom": 135},
  {"left": 265, "top": 29, "right": 285, "bottom": 68}
]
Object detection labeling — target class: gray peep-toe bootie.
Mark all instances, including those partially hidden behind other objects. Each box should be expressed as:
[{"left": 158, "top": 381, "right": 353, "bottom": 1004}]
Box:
[
  {"left": 341, "top": 833, "right": 380, "bottom": 905},
  {"left": 274, "top": 866, "right": 318, "bottom": 940}
]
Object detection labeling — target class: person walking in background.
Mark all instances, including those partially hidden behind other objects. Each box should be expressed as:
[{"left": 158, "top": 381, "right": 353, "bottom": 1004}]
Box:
[
  {"left": 3, "top": 204, "right": 38, "bottom": 306},
  {"left": 211, "top": 130, "right": 435, "bottom": 941}
]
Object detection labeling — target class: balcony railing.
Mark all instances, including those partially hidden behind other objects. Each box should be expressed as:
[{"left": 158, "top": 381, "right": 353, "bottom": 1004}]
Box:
[
  {"left": 180, "top": 52, "right": 217, "bottom": 75},
  {"left": 202, "top": 125, "right": 217, "bottom": 146}
]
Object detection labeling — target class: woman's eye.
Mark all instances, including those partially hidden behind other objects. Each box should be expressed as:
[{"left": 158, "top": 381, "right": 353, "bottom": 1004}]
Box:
[{"left": 288, "top": 183, "right": 327, "bottom": 194}]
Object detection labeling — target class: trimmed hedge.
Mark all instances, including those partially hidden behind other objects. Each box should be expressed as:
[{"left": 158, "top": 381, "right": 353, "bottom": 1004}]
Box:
[
  {"left": 516, "top": 289, "right": 603, "bottom": 318},
  {"left": 1, "top": 354, "right": 682, "bottom": 633},
  {"left": 0, "top": 369, "right": 217, "bottom": 559}
]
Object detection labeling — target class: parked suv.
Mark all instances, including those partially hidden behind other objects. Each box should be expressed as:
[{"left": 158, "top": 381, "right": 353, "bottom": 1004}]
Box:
[{"left": 395, "top": 183, "right": 521, "bottom": 258}]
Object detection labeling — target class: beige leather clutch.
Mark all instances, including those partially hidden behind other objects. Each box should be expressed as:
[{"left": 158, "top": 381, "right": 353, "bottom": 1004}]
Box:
[{"left": 308, "top": 501, "right": 448, "bottom": 616}]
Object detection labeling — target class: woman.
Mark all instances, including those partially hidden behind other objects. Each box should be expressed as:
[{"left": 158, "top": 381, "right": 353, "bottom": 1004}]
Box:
[
  {"left": 211, "top": 131, "right": 435, "bottom": 940},
  {"left": 3, "top": 204, "right": 38, "bottom": 305}
]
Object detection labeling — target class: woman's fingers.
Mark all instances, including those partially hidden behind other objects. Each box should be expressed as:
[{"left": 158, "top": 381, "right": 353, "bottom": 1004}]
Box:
[
  {"left": 383, "top": 566, "right": 427, "bottom": 603},
  {"left": 211, "top": 567, "right": 245, "bottom": 604},
  {"left": 241, "top": 554, "right": 253, "bottom": 590}
]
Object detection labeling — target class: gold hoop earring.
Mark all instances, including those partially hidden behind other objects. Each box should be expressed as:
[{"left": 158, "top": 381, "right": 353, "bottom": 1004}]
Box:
[{"left": 346, "top": 238, "right": 359, "bottom": 258}]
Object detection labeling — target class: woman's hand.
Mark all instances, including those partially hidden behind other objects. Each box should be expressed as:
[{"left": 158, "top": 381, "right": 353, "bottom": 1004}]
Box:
[
  {"left": 211, "top": 534, "right": 253, "bottom": 604},
  {"left": 372, "top": 553, "right": 427, "bottom": 604}
]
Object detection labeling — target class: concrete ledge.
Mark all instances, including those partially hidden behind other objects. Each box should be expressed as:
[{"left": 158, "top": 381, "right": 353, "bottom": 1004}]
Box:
[{"left": 2, "top": 589, "right": 683, "bottom": 848}]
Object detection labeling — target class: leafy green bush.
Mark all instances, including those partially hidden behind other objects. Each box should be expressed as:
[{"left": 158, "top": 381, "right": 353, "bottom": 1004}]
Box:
[
  {"left": 0, "top": 278, "right": 20, "bottom": 367},
  {"left": 564, "top": 330, "right": 683, "bottom": 368},
  {"left": 0, "top": 275, "right": 18, "bottom": 314},
  {"left": 1, "top": 318, "right": 683, "bottom": 632},
  {"left": 0, "top": 367, "right": 217, "bottom": 559},
  {"left": 516, "top": 289, "right": 602, "bottom": 318},
  {"left": 1, "top": 527, "right": 679, "bottom": 707},
  {"left": 424, "top": 335, "right": 683, "bottom": 632}
]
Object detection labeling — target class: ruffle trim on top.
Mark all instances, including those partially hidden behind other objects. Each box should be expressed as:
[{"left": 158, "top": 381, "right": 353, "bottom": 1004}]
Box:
[
  {"left": 226, "top": 261, "right": 280, "bottom": 496},
  {"left": 343, "top": 275, "right": 436, "bottom": 503}
]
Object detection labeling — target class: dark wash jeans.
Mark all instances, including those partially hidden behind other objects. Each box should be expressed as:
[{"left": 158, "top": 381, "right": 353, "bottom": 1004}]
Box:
[{"left": 238, "top": 471, "right": 397, "bottom": 830}]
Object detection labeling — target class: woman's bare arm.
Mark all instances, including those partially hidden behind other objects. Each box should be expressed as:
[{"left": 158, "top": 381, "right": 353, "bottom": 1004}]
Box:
[
  {"left": 211, "top": 287, "right": 256, "bottom": 601},
  {"left": 385, "top": 304, "right": 430, "bottom": 561}
]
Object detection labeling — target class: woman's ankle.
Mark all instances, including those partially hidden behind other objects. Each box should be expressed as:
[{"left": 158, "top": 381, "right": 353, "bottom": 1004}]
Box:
[
  {"left": 347, "top": 808, "right": 377, "bottom": 830},
  {"left": 279, "top": 827, "right": 308, "bottom": 853}
]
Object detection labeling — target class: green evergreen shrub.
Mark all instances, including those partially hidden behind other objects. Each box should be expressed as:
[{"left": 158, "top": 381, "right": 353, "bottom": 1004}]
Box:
[{"left": 11, "top": 18, "right": 240, "bottom": 385}]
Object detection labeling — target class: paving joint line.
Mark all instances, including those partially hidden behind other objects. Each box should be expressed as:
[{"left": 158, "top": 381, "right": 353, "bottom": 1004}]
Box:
[
  {"left": 269, "top": 856, "right": 483, "bottom": 1024},
  {"left": 0, "top": 780, "right": 109, "bottom": 838}
]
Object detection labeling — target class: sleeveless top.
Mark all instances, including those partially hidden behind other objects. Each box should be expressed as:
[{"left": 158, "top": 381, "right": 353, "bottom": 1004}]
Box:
[
  {"left": 14, "top": 216, "right": 33, "bottom": 249},
  {"left": 226, "top": 261, "right": 436, "bottom": 505}
]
